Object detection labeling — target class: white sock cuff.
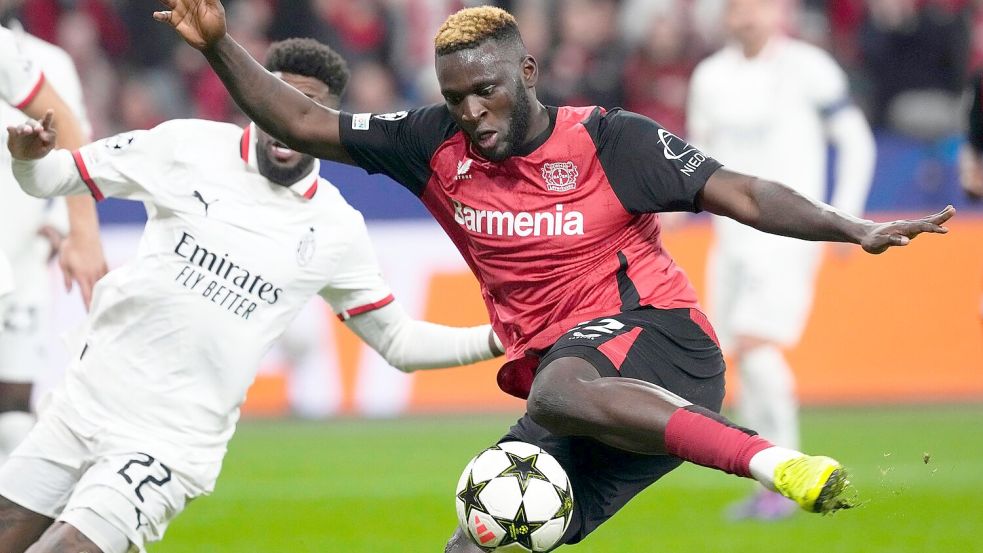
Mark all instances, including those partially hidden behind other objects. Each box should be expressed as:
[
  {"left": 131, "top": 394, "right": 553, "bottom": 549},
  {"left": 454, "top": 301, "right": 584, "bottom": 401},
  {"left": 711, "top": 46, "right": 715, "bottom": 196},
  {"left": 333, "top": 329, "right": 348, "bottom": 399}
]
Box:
[{"left": 749, "top": 446, "right": 801, "bottom": 490}]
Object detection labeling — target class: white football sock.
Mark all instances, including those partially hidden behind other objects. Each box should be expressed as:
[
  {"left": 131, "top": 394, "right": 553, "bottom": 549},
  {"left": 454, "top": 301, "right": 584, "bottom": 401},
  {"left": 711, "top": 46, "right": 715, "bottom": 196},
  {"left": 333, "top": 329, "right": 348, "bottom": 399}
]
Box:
[
  {"left": 749, "top": 446, "right": 802, "bottom": 491},
  {"left": 0, "top": 411, "right": 36, "bottom": 465},
  {"left": 738, "top": 345, "right": 800, "bottom": 450}
]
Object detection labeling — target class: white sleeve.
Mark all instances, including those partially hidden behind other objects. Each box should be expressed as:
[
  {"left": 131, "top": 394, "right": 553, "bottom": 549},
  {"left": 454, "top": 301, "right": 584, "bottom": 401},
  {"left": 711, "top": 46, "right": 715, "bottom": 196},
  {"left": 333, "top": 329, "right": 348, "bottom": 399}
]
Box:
[
  {"left": 317, "top": 216, "right": 394, "bottom": 319},
  {"left": 805, "top": 48, "right": 851, "bottom": 113},
  {"left": 11, "top": 149, "right": 89, "bottom": 198},
  {"left": 0, "top": 28, "right": 43, "bottom": 109},
  {"left": 805, "top": 48, "right": 876, "bottom": 217},
  {"left": 686, "top": 62, "right": 713, "bottom": 149},
  {"left": 827, "top": 105, "right": 876, "bottom": 217},
  {"left": 343, "top": 301, "right": 500, "bottom": 372},
  {"left": 69, "top": 124, "right": 177, "bottom": 202}
]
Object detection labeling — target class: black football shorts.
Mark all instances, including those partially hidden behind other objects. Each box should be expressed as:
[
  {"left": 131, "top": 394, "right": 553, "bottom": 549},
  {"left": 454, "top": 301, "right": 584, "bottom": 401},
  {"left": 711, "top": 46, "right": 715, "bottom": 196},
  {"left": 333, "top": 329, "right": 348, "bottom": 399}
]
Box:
[{"left": 499, "top": 307, "right": 726, "bottom": 545}]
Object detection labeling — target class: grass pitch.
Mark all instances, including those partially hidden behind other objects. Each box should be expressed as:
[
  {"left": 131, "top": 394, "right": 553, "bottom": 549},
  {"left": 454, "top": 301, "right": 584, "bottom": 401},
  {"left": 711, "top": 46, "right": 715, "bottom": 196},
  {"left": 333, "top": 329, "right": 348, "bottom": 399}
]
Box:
[{"left": 153, "top": 405, "right": 983, "bottom": 553}]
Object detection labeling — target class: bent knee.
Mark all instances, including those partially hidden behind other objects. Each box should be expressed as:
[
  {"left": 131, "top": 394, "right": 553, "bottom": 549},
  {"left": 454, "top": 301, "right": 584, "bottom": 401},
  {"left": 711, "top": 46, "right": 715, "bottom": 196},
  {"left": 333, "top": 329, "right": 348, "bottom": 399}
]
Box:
[
  {"left": 445, "top": 528, "right": 483, "bottom": 553},
  {"left": 527, "top": 357, "right": 600, "bottom": 433},
  {"left": 0, "top": 382, "right": 32, "bottom": 413}
]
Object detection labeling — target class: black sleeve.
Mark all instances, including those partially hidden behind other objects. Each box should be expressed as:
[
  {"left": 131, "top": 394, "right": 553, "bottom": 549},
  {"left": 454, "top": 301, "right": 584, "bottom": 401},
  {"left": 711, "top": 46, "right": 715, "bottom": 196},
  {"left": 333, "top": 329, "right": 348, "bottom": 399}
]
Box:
[
  {"left": 969, "top": 72, "right": 983, "bottom": 153},
  {"left": 584, "top": 108, "right": 722, "bottom": 214},
  {"left": 339, "top": 104, "right": 458, "bottom": 196}
]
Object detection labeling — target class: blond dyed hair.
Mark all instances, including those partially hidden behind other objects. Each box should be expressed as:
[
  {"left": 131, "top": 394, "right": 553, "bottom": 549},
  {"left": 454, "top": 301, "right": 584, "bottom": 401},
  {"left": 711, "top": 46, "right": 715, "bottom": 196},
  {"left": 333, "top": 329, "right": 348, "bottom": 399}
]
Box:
[{"left": 434, "top": 6, "right": 522, "bottom": 56}]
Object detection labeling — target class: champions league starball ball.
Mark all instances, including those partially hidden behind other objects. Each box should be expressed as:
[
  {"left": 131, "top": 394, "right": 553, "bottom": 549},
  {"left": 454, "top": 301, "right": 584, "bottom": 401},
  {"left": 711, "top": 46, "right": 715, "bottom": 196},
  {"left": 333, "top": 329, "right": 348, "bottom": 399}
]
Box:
[{"left": 455, "top": 441, "right": 574, "bottom": 552}]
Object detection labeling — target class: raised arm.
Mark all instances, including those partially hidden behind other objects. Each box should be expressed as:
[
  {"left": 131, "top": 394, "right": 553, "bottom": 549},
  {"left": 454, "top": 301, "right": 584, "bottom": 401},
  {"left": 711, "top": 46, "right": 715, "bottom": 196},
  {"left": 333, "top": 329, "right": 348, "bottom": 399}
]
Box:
[
  {"left": 153, "top": 0, "right": 351, "bottom": 163},
  {"left": 698, "top": 168, "right": 954, "bottom": 255}
]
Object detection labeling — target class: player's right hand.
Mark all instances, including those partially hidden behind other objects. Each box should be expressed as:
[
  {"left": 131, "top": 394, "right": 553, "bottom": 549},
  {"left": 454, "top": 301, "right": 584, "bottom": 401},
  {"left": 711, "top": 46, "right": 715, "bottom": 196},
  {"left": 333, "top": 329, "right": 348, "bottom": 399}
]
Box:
[
  {"left": 6, "top": 110, "right": 57, "bottom": 160},
  {"left": 153, "top": 0, "right": 227, "bottom": 51}
]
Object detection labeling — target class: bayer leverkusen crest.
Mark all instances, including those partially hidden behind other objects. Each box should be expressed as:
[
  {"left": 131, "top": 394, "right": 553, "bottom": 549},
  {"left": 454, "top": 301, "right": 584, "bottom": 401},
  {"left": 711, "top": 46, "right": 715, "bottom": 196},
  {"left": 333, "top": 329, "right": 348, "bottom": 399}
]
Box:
[{"left": 541, "top": 161, "right": 579, "bottom": 192}]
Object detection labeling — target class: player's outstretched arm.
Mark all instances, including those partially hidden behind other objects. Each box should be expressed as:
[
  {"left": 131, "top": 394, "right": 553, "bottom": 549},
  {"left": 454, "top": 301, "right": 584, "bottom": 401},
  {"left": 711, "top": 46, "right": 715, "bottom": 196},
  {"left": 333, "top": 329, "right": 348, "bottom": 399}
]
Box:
[
  {"left": 698, "top": 168, "right": 955, "bottom": 254},
  {"left": 343, "top": 302, "right": 504, "bottom": 372},
  {"left": 152, "top": 0, "right": 351, "bottom": 163}
]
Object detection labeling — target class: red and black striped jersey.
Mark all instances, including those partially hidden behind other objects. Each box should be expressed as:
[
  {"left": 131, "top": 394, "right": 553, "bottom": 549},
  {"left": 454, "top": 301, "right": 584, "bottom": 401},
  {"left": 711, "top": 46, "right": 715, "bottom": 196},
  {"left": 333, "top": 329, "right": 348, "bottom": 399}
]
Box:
[{"left": 341, "top": 104, "right": 722, "bottom": 398}]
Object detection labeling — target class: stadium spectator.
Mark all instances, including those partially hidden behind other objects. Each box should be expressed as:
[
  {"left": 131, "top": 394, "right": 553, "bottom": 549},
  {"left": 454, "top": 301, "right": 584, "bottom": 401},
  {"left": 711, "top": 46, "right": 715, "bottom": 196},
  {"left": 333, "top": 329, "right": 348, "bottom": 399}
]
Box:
[
  {"left": 960, "top": 71, "right": 983, "bottom": 200},
  {"left": 154, "top": 3, "right": 955, "bottom": 550},
  {"left": 859, "top": 0, "right": 970, "bottom": 137},
  {"left": 688, "top": 0, "right": 876, "bottom": 520},
  {"left": 622, "top": 5, "right": 697, "bottom": 135},
  {"left": 345, "top": 60, "right": 403, "bottom": 113},
  {"left": 0, "top": 37, "right": 504, "bottom": 553},
  {"left": 53, "top": 10, "right": 116, "bottom": 138},
  {"left": 538, "top": 0, "right": 626, "bottom": 108}
]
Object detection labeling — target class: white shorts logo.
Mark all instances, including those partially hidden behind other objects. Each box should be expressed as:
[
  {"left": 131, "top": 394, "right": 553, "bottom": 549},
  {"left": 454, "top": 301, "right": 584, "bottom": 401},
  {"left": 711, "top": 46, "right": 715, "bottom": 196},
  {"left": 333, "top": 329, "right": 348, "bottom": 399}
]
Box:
[
  {"left": 541, "top": 161, "right": 579, "bottom": 192},
  {"left": 373, "top": 111, "right": 409, "bottom": 121},
  {"left": 352, "top": 113, "right": 371, "bottom": 130}
]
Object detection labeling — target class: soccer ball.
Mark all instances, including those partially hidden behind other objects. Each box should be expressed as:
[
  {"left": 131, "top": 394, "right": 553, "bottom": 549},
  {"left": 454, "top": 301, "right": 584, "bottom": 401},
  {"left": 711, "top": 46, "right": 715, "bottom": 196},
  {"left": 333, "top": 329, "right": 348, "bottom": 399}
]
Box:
[{"left": 455, "top": 441, "right": 574, "bottom": 552}]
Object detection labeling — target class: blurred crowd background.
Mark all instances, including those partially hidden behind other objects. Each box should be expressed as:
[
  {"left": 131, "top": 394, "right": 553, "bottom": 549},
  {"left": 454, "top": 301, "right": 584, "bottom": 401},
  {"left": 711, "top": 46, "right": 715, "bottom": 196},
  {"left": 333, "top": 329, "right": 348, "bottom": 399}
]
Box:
[{"left": 3, "top": 0, "right": 979, "bottom": 140}]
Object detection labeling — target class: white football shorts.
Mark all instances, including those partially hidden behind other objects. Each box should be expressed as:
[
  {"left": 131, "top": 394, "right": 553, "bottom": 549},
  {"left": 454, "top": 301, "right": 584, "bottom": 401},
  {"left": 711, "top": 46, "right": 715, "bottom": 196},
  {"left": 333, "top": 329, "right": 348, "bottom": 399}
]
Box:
[
  {"left": 707, "top": 239, "right": 823, "bottom": 348},
  {"left": 0, "top": 406, "right": 197, "bottom": 553}
]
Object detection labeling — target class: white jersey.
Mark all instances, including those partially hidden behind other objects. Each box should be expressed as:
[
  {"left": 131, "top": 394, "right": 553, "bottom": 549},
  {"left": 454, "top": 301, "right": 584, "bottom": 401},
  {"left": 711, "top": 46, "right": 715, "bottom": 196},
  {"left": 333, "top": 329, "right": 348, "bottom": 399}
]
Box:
[
  {"left": 0, "top": 25, "right": 45, "bottom": 296},
  {"left": 41, "top": 120, "right": 393, "bottom": 487},
  {"left": 0, "top": 23, "right": 85, "bottom": 261},
  {"left": 688, "top": 36, "right": 858, "bottom": 255}
]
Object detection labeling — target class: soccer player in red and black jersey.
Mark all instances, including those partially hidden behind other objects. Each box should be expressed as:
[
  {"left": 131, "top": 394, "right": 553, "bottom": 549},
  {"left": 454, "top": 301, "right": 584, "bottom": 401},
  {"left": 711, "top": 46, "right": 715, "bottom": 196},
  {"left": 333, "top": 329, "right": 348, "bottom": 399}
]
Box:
[{"left": 155, "top": 2, "right": 955, "bottom": 549}]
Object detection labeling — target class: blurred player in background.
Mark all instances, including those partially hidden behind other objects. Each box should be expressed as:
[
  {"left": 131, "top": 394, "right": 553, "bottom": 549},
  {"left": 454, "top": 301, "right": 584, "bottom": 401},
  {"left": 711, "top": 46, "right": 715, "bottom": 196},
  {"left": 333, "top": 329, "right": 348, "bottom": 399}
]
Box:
[
  {"left": 156, "top": 3, "right": 952, "bottom": 550},
  {"left": 960, "top": 70, "right": 983, "bottom": 200},
  {"left": 960, "top": 69, "right": 983, "bottom": 323},
  {"left": 0, "top": 15, "right": 106, "bottom": 469},
  {"left": 687, "top": 0, "right": 876, "bottom": 519},
  {"left": 0, "top": 37, "right": 504, "bottom": 553}
]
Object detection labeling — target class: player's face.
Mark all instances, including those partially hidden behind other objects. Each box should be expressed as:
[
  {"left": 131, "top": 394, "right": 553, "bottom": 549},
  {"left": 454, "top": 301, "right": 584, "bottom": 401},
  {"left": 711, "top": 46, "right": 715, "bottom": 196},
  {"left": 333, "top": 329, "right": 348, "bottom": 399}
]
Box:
[
  {"left": 255, "top": 72, "right": 339, "bottom": 186},
  {"left": 436, "top": 41, "right": 537, "bottom": 162},
  {"left": 725, "top": 0, "right": 783, "bottom": 49}
]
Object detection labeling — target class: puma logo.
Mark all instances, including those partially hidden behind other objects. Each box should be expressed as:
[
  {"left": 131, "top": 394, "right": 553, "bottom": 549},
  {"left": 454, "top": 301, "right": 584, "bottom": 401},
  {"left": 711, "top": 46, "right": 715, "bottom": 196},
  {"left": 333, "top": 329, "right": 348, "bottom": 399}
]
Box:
[{"left": 193, "top": 191, "right": 219, "bottom": 216}]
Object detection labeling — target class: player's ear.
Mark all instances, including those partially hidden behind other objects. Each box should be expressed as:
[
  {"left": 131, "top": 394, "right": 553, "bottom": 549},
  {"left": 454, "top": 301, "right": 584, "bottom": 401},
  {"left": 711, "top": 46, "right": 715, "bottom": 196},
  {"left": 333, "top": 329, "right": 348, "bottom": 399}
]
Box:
[{"left": 521, "top": 55, "right": 538, "bottom": 88}]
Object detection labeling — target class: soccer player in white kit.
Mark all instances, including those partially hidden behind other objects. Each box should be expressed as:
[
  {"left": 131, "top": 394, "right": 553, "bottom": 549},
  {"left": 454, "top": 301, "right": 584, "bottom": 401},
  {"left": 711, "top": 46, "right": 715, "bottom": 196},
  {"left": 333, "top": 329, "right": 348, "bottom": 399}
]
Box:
[
  {"left": 687, "top": 0, "right": 876, "bottom": 519},
  {"left": 0, "top": 38, "right": 504, "bottom": 553},
  {"left": 0, "top": 21, "right": 106, "bottom": 469}
]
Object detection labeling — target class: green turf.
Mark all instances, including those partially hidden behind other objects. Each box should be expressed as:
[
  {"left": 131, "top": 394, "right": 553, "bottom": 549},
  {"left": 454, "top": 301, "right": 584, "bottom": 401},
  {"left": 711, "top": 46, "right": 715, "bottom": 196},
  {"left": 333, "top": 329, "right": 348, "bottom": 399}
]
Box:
[{"left": 152, "top": 405, "right": 983, "bottom": 553}]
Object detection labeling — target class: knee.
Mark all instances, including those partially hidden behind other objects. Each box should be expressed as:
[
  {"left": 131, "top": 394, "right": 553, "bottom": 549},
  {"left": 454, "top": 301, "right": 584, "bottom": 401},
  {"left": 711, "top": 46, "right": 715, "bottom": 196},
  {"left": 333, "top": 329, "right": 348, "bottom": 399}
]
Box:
[
  {"left": 444, "top": 528, "right": 481, "bottom": 553},
  {"left": 0, "top": 383, "right": 32, "bottom": 413},
  {"left": 527, "top": 382, "right": 568, "bottom": 432},
  {"left": 527, "top": 359, "right": 597, "bottom": 434}
]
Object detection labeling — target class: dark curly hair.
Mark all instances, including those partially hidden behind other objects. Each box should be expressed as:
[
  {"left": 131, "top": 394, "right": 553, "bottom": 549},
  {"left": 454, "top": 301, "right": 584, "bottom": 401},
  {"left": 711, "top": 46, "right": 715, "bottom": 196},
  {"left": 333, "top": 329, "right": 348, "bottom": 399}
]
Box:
[{"left": 264, "top": 38, "right": 350, "bottom": 97}]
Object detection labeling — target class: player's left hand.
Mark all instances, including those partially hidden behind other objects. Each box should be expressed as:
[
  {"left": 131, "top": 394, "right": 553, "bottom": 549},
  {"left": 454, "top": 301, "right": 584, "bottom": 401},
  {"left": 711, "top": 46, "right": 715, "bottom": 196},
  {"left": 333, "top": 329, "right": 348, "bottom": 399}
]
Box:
[
  {"left": 6, "top": 110, "right": 57, "bottom": 160},
  {"left": 58, "top": 231, "right": 108, "bottom": 310},
  {"left": 859, "top": 205, "right": 955, "bottom": 254}
]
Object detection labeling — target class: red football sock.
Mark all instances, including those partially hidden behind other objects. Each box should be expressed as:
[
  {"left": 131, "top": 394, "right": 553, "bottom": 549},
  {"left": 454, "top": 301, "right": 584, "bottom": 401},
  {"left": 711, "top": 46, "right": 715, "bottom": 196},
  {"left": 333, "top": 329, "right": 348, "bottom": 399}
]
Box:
[{"left": 663, "top": 405, "right": 773, "bottom": 478}]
